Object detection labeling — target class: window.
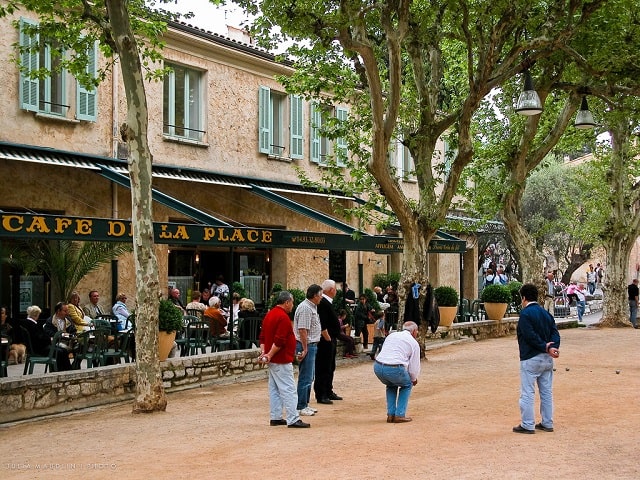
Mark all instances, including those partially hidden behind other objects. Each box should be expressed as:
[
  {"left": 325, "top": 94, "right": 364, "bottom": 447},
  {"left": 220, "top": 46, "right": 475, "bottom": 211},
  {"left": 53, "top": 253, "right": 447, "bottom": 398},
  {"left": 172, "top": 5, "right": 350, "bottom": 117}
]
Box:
[
  {"left": 310, "top": 103, "right": 348, "bottom": 166},
  {"left": 389, "top": 138, "right": 415, "bottom": 180},
  {"left": 259, "top": 86, "right": 301, "bottom": 158},
  {"left": 19, "top": 19, "right": 97, "bottom": 121},
  {"left": 163, "top": 63, "right": 204, "bottom": 141}
]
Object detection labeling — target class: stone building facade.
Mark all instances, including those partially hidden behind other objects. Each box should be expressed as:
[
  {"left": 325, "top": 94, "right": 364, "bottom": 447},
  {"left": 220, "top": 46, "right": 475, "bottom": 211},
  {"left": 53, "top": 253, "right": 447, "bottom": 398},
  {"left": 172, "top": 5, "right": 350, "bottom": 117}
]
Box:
[{"left": 0, "top": 13, "right": 475, "bottom": 317}]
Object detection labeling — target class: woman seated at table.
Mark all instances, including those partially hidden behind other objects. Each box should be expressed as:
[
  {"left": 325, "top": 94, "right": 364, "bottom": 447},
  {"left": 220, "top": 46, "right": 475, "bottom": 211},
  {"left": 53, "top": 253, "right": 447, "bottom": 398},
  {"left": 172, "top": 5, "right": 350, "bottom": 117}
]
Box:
[
  {"left": 67, "top": 292, "right": 92, "bottom": 333},
  {"left": 21, "top": 305, "right": 72, "bottom": 371},
  {"left": 112, "top": 293, "right": 130, "bottom": 331},
  {"left": 203, "top": 296, "right": 227, "bottom": 335}
]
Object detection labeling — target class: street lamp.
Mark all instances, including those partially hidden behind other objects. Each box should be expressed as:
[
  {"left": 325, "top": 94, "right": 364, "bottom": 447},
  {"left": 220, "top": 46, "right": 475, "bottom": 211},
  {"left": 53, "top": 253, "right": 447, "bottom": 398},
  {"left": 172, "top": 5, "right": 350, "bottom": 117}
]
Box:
[
  {"left": 574, "top": 96, "right": 596, "bottom": 129},
  {"left": 515, "top": 70, "right": 543, "bottom": 116}
]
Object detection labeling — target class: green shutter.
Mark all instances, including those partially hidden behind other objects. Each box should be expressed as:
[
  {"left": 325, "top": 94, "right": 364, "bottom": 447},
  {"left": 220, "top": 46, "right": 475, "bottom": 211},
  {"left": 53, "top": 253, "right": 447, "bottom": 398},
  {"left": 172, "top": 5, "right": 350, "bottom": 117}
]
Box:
[
  {"left": 336, "top": 107, "right": 348, "bottom": 166},
  {"left": 77, "top": 41, "right": 98, "bottom": 121},
  {"left": 310, "top": 103, "right": 321, "bottom": 163},
  {"left": 19, "top": 18, "right": 39, "bottom": 112},
  {"left": 290, "top": 95, "right": 303, "bottom": 159},
  {"left": 258, "top": 86, "right": 271, "bottom": 154}
]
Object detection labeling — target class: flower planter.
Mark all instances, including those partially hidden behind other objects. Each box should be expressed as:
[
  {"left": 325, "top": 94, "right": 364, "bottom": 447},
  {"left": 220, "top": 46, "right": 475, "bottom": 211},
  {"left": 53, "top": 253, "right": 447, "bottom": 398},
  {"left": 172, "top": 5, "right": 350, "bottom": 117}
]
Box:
[
  {"left": 484, "top": 302, "right": 508, "bottom": 321},
  {"left": 158, "top": 331, "right": 176, "bottom": 361},
  {"left": 437, "top": 306, "right": 458, "bottom": 327}
]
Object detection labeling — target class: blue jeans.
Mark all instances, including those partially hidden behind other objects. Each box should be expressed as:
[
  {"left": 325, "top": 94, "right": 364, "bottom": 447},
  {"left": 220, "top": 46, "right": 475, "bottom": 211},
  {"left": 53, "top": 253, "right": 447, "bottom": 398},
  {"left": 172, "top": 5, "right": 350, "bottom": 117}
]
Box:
[
  {"left": 296, "top": 342, "right": 317, "bottom": 410},
  {"left": 519, "top": 353, "right": 554, "bottom": 430},
  {"left": 373, "top": 362, "right": 413, "bottom": 417},
  {"left": 576, "top": 300, "right": 585, "bottom": 322},
  {"left": 629, "top": 300, "right": 638, "bottom": 327},
  {"left": 268, "top": 362, "right": 300, "bottom": 425}
]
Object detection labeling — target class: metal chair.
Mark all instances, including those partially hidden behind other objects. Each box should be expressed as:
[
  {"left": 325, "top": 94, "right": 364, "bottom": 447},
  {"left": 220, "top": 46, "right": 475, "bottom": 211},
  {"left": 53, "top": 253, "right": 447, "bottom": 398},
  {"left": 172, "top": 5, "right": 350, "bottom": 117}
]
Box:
[
  {"left": 96, "top": 314, "right": 119, "bottom": 334},
  {"left": 22, "top": 327, "right": 62, "bottom": 374},
  {"left": 236, "top": 316, "right": 262, "bottom": 349},
  {"left": 186, "top": 309, "right": 203, "bottom": 319}
]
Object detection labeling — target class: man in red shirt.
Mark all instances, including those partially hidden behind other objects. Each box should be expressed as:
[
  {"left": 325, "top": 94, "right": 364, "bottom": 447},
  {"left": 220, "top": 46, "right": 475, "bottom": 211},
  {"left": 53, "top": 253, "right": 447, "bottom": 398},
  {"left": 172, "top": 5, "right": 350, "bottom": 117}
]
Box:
[{"left": 259, "top": 291, "right": 310, "bottom": 428}]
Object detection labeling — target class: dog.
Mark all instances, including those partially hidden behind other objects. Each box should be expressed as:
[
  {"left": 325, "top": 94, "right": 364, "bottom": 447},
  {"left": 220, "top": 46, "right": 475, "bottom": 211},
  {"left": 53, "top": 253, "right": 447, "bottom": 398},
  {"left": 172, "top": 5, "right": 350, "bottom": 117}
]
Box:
[{"left": 8, "top": 343, "right": 26, "bottom": 365}]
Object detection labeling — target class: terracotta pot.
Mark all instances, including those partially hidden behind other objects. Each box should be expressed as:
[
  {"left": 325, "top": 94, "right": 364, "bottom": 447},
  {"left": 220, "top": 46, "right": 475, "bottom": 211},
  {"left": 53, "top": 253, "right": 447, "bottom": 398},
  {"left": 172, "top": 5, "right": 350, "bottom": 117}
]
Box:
[
  {"left": 158, "top": 330, "right": 177, "bottom": 361},
  {"left": 484, "top": 302, "right": 508, "bottom": 321},
  {"left": 438, "top": 306, "right": 458, "bottom": 327}
]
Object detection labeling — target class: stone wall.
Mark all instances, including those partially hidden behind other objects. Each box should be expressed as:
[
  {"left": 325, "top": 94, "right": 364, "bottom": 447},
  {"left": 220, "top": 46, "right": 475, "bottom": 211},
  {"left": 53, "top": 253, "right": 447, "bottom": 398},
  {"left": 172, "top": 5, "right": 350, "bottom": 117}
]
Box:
[
  {"left": 0, "top": 350, "right": 267, "bottom": 425},
  {"left": 1, "top": 318, "right": 578, "bottom": 424}
]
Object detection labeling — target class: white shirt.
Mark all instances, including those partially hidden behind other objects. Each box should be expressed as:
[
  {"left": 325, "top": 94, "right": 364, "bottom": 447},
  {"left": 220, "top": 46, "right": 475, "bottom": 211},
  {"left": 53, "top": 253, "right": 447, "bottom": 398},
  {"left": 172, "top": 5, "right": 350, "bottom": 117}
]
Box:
[{"left": 375, "top": 330, "right": 421, "bottom": 381}]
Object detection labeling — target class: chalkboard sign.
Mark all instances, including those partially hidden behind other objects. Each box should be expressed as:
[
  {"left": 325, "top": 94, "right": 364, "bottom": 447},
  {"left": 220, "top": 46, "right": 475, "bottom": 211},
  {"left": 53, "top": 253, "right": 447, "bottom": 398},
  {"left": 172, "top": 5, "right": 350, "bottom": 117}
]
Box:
[{"left": 329, "top": 250, "right": 346, "bottom": 282}]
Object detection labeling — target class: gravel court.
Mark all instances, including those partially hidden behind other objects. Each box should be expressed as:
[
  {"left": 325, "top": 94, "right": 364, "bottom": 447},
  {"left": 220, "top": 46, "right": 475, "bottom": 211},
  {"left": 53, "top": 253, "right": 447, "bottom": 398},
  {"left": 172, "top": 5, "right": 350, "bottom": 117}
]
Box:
[{"left": 1, "top": 325, "right": 638, "bottom": 480}]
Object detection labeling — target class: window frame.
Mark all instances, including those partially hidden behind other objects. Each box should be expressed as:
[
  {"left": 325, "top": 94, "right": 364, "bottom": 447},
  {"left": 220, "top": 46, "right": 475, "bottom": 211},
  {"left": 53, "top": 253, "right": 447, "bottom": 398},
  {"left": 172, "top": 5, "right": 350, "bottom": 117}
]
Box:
[{"left": 163, "top": 62, "right": 205, "bottom": 142}]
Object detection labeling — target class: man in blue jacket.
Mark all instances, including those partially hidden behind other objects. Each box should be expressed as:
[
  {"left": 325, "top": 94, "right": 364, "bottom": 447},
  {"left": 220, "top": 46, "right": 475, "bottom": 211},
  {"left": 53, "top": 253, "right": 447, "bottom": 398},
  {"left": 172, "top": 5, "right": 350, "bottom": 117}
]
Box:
[{"left": 513, "top": 283, "right": 560, "bottom": 434}]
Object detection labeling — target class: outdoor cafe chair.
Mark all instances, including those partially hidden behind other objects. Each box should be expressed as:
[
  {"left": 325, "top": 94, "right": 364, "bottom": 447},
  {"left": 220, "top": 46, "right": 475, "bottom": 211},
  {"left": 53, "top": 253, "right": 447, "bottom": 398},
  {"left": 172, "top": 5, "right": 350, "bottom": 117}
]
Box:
[
  {"left": 21, "top": 327, "right": 62, "bottom": 374},
  {"left": 186, "top": 320, "right": 209, "bottom": 355},
  {"left": 72, "top": 329, "right": 105, "bottom": 369},
  {"left": 206, "top": 316, "right": 232, "bottom": 352},
  {"left": 236, "top": 316, "right": 262, "bottom": 349},
  {"left": 99, "top": 329, "right": 132, "bottom": 366},
  {"left": 175, "top": 315, "right": 196, "bottom": 356}
]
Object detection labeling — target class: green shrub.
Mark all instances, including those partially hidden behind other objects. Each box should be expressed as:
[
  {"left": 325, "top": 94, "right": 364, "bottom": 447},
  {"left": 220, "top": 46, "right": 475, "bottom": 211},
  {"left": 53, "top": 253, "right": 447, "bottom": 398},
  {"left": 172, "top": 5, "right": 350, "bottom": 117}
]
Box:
[
  {"left": 232, "top": 281, "right": 247, "bottom": 299},
  {"left": 507, "top": 281, "right": 522, "bottom": 311},
  {"left": 363, "top": 288, "right": 381, "bottom": 312},
  {"left": 480, "top": 284, "right": 512, "bottom": 303},
  {"left": 372, "top": 273, "right": 400, "bottom": 291},
  {"left": 433, "top": 286, "right": 459, "bottom": 307},
  {"left": 158, "top": 299, "right": 184, "bottom": 332}
]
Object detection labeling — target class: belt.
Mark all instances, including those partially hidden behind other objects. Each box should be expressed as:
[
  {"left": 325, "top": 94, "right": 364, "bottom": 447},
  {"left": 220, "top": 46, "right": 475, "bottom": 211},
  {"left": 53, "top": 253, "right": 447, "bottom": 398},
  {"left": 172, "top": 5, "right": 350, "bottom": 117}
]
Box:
[
  {"left": 545, "top": 295, "right": 553, "bottom": 298},
  {"left": 375, "top": 360, "right": 402, "bottom": 367},
  {"left": 307, "top": 342, "right": 318, "bottom": 346}
]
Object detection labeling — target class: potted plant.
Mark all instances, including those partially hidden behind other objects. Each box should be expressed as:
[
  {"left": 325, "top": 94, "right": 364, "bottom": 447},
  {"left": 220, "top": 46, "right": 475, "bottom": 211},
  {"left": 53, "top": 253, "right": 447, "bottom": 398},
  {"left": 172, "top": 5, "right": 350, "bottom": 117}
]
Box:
[
  {"left": 158, "top": 299, "right": 184, "bottom": 361},
  {"left": 481, "top": 284, "right": 512, "bottom": 321},
  {"left": 434, "top": 286, "right": 459, "bottom": 327}
]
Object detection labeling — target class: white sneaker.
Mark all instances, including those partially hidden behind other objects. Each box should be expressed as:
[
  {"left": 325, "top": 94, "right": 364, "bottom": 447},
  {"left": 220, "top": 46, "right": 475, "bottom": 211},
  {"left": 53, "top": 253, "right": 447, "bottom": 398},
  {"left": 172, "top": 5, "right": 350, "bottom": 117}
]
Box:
[
  {"left": 309, "top": 407, "right": 318, "bottom": 413},
  {"left": 299, "top": 407, "right": 316, "bottom": 416}
]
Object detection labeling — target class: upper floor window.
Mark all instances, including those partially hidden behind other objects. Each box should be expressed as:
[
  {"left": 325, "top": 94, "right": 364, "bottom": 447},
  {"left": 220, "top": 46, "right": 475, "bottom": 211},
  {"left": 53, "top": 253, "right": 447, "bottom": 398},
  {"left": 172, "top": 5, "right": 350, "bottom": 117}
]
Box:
[
  {"left": 310, "top": 103, "right": 348, "bottom": 166},
  {"left": 163, "top": 63, "right": 204, "bottom": 142},
  {"left": 389, "top": 138, "right": 415, "bottom": 181},
  {"left": 19, "top": 18, "right": 97, "bottom": 121},
  {"left": 258, "top": 86, "right": 303, "bottom": 159}
]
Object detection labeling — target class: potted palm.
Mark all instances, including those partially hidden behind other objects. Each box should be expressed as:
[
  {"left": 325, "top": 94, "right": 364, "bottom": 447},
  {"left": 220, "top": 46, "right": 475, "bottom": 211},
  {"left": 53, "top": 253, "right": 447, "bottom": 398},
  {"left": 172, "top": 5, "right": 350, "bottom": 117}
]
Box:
[
  {"left": 433, "top": 286, "right": 459, "bottom": 327},
  {"left": 481, "top": 284, "right": 512, "bottom": 321},
  {"left": 158, "top": 299, "right": 184, "bottom": 361}
]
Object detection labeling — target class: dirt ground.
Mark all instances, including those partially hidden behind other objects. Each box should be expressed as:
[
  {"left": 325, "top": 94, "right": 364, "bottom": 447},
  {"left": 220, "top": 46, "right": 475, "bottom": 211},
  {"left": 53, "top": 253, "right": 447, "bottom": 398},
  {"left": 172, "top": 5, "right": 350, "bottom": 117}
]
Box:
[{"left": 1, "top": 325, "right": 639, "bottom": 480}]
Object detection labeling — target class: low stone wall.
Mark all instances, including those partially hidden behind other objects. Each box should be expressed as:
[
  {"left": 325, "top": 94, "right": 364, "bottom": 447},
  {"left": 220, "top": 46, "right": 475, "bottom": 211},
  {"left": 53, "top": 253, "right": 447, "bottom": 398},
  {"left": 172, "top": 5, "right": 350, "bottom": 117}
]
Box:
[
  {"left": 0, "top": 349, "right": 266, "bottom": 424},
  {"left": 1, "top": 318, "right": 578, "bottom": 424}
]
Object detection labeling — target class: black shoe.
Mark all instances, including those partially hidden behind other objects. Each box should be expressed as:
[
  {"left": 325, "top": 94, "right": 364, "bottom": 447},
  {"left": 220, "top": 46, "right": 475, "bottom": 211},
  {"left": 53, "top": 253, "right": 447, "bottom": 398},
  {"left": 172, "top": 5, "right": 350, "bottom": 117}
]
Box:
[
  {"left": 535, "top": 423, "right": 554, "bottom": 432},
  {"left": 317, "top": 398, "right": 334, "bottom": 405},
  {"left": 512, "top": 425, "right": 534, "bottom": 434},
  {"left": 269, "top": 419, "right": 287, "bottom": 426},
  {"left": 328, "top": 392, "right": 343, "bottom": 401},
  {"left": 288, "top": 419, "right": 310, "bottom": 428}
]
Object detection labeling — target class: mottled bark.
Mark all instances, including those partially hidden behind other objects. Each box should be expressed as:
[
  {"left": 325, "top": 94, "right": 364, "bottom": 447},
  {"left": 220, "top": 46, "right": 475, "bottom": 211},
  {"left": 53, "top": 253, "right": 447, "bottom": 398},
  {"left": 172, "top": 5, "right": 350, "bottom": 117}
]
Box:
[
  {"left": 597, "top": 118, "right": 640, "bottom": 328},
  {"left": 105, "top": 0, "right": 165, "bottom": 411}
]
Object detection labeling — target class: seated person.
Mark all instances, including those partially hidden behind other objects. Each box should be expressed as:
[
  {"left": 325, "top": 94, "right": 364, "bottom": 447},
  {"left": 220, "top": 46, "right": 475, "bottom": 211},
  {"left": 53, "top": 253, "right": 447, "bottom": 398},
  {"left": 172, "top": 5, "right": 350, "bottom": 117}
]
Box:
[
  {"left": 83, "top": 290, "right": 106, "bottom": 319},
  {"left": 112, "top": 293, "right": 130, "bottom": 331},
  {"left": 44, "top": 302, "right": 76, "bottom": 336},
  {"left": 21, "top": 305, "right": 72, "bottom": 371},
  {"left": 237, "top": 298, "right": 259, "bottom": 342},
  {"left": 169, "top": 288, "right": 186, "bottom": 314},
  {"left": 185, "top": 291, "right": 206, "bottom": 314},
  {"left": 67, "top": 291, "right": 91, "bottom": 333},
  {"left": 337, "top": 309, "right": 356, "bottom": 358},
  {"left": 203, "top": 296, "right": 227, "bottom": 335},
  {"left": 231, "top": 293, "right": 242, "bottom": 323}
]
